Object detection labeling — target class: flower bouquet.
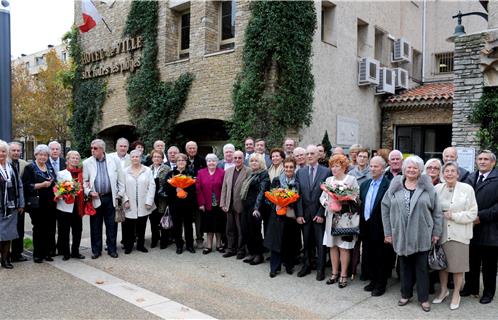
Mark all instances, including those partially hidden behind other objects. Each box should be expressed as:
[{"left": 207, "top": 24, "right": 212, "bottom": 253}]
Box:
[
  {"left": 264, "top": 188, "right": 300, "bottom": 216},
  {"left": 53, "top": 179, "right": 81, "bottom": 204},
  {"left": 167, "top": 174, "right": 196, "bottom": 199},
  {"left": 320, "top": 181, "right": 358, "bottom": 212}
]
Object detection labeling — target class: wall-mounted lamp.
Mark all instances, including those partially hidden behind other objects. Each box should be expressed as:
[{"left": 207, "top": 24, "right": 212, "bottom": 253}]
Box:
[{"left": 446, "top": 10, "right": 488, "bottom": 42}]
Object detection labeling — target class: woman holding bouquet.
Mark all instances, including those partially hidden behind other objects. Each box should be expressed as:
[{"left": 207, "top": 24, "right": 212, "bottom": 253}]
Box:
[
  {"left": 320, "top": 154, "right": 359, "bottom": 288},
  {"left": 264, "top": 157, "right": 301, "bottom": 277},
  {"left": 165, "top": 153, "right": 196, "bottom": 254},
  {"left": 54, "top": 151, "right": 85, "bottom": 260},
  {"left": 149, "top": 150, "right": 171, "bottom": 249},
  {"left": 123, "top": 150, "right": 156, "bottom": 254},
  {"left": 240, "top": 153, "right": 270, "bottom": 266}
]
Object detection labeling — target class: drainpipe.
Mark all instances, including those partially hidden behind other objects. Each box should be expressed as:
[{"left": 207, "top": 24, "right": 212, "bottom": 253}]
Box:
[{"left": 422, "top": 0, "right": 427, "bottom": 83}]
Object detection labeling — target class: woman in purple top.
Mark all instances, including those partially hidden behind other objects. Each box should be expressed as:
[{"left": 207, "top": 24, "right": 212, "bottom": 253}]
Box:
[{"left": 196, "top": 153, "right": 225, "bottom": 254}]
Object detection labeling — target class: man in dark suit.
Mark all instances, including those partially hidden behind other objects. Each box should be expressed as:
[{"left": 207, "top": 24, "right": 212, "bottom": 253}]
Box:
[
  {"left": 461, "top": 150, "right": 498, "bottom": 304},
  {"left": 165, "top": 146, "right": 179, "bottom": 170},
  {"left": 296, "top": 145, "right": 331, "bottom": 281},
  {"left": 360, "top": 156, "right": 394, "bottom": 297}
]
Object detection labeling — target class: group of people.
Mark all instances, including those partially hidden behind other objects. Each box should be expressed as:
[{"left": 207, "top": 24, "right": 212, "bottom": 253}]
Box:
[{"left": 0, "top": 136, "right": 497, "bottom": 313}]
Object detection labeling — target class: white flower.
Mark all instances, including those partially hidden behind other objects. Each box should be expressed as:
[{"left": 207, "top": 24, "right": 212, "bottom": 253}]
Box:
[{"left": 339, "top": 186, "right": 344, "bottom": 191}]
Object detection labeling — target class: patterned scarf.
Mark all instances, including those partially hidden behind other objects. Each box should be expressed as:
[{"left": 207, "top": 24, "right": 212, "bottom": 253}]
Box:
[
  {"left": 68, "top": 166, "right": 85, "bottom": 217},
  {"left": 240, "top": 169, "right": 262, "bottom": 200}
]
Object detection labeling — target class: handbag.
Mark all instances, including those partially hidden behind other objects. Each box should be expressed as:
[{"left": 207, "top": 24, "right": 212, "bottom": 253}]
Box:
[
  {"left": 26, "top": 195, "right": 40, "bottom": 210},
  {"left": 115, "top": 199, "right": 126, "bottom": 223},
  {"left": 428, "top": 243, "right": 447, "bottom": 270},
  {"left": 160, "top": 207, "right": 173, "bottom": 230},
  {"left": 84, "top": 200, "right": 96, "bottom": 216},
  {"left": 331, "top": 212, "right": 360, "bottom": 236}
]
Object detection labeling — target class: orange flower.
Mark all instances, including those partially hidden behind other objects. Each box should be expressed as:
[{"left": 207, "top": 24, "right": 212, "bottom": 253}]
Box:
[
  {"left": 265, "top": 188, "right": 300, "bottom": 216},
  {"left": 168, "top": 174, "right": 196, "bottom": 199}
]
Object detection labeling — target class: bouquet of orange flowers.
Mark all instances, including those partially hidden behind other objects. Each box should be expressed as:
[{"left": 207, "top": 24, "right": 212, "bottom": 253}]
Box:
[
  {"left": 320, "top": 181, "right": 358, "bottom": 212},
  {"left": 53, "top": 179, "right": 82, "bottom": 204},
  {"left": 167, "top": 174, "right": 196, "bottom": 199},
  {"left": 264, "top": 188, "right": 300, "bottom": 216}
]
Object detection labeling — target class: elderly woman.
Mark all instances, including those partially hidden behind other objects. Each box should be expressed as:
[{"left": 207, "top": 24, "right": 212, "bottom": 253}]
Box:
[
  {"left": 22, "top": 144, "right": 56, "bottom": 263},
  {"left": 241, "top": 153, "right": 270, "bottom": 265},
  {"left": 149, "top": 150, "right": 171, "bottom": 249},
  {"left": 382, "top": 155, "right": 442, "bottom": 312},
  {"left": 217, "top": 143, "right": 236, "bottom": 170},
  {"left": 349, "top": 148, "right": 371, "bottom": 186},
  {"left": 268, "top": 148, "right": 285, "bottom": 182},
  {"left": 196, "top": 154, "right": 225, "bottom": 254},
  {"left": 424, "top": 158, "right": 442, "bottom": 186},
  {"left": 432, "top": 161, "right": 477, "bottom": 310},
  {"left": 264, "top": 157, "right": 301, "bottom": 277},
  {"left": 321, "top": 154, "right": 359, "bottom": 288},
  {"left": 55, "top": 151, "right": 85, "bottom": 260},
  {"left": 0, "top": 140, "right": 24, "bottom": 269},
  {"left": 165, "top": 153, "right": 196, "bottom": 254},
  {"left": 123, "top": 150, "right": 156, "bottom": 254}
]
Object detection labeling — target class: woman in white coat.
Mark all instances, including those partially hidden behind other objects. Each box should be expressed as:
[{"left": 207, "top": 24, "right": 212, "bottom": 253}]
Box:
[
  {"left": 123, "top": 150, "right": 156, "bottom": 254},
  {"left": 432, "top": 161, "right": 477, "bottom": 310},
  {"left": 55, "top": 151, "right": 85, "bottom": 261}
]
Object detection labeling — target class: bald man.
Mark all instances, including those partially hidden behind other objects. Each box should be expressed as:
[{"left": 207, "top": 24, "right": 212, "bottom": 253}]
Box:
[{"left": 442, "top": 147, "right": 470, "bottom": 182}]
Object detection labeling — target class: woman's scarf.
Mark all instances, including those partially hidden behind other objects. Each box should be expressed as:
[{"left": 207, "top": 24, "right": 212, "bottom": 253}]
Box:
[
  {"left": 33, "top": 160, "right": 56, "bottom": 181},
  {"left": 68, "top": 166, "right": 85, "bottom": 217},
  {"left": 278, "top": 172, "right": 296, "bottom": 189},
  {"left": 240, "top": 169, "right": 263, "bottom": 200},
  {"left": 0, "top": 163, "right": 18, "bottom": 217}
]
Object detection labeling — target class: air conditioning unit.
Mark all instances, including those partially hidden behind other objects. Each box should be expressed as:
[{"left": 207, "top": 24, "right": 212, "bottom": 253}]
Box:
[
  {"left": 375, "top": 68, "right": 396, "bottom": 95},
  {"left": 358, "top": 57, "right": 380, "bottom": 86},
  {"left": 393, "top": 38, "right": 411, "bottom": 63},
  {"left": 394, "top": 68, "right": 409, "bottom": 89}
]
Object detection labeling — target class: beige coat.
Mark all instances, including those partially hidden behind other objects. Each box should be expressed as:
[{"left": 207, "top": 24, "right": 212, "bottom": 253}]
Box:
[
  {"left": 83, "top": 154, "right": 125, "bottom": 208},
  {"left": 220, "top": 166, "right": 250, "bottom": 214},
  {"left": 123, "top": 165, "right": 156, "bottom": 218},
  {"left": 435, "top": 181, "right": 478, "bottom": 245}
]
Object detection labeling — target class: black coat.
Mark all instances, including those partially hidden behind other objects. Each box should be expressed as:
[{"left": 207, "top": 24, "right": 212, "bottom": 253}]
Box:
[
  {"left": 263, "top": 177, "right": 300, "bottom": 254},
  {"left": 187, "top": 155, "right": 206, "bottom": 177},
  {"left": 22, "top": 163, "right": 56, "bottom": 211},
  {"left": 359, "top": 176, "right": 390, "bottom": 242},
  {"left": 465, "top": 168, "right": 498, "bottom": 246},
  {"left": 242, "top": 170, "right": 270, "bottom": 213},
  {"left": 164, "top": 168, "right": 196, "bottom": 213},
  {"left": 295, "top": 165, "right": 331, "bottom": 220}
]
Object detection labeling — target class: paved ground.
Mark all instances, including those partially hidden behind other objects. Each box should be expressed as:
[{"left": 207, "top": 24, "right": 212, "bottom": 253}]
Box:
[{"left": 1, "top": 215, "right": 497, "bottom": 319}]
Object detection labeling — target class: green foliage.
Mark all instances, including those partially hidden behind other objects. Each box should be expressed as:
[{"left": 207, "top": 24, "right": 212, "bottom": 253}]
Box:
[
  {"left": 125, "top": 0, "right": 193, "bottom": 148},
  {"left": 230, "top": 1, "right": 316, "bottom": 148},
  {"left": 470, "top": 88, "right": 498, "bottom": 154},
  {"left": 64, "top": 27, "right": 107, "bottom": 157},
  {"left": 321, "top": 130, "right": 332, "bottom": 158}
]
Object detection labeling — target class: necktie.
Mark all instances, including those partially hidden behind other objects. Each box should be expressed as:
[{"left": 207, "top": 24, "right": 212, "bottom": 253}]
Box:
[
  {"left": 477, "top": 174, "right": 484, "bottom": 186},
  {"left": 52, "top": 160, "right": 58, "bottom": 173},
  {"left": 364, "top": 181, "right": 376, "bottom": 221},
  {"left": 309, "top": 166, "right": 315, "bottom": 187}
]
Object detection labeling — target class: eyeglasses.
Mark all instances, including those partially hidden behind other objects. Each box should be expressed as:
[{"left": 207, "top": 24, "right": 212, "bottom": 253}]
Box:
[
  {"left": 233, "top": 157, "right": 243, "bottom": 159},
  {"left": 427, "top": 166, "right": 440, "bottom": 171},
  {"left": 91, "top": 147, "right": 99, "bottom": 150}
]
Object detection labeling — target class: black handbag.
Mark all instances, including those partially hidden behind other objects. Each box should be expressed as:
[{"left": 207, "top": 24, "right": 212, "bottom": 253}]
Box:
[
  {"left": 428, "top": 243, "right": 447, "bottom": 270},
  {"left": 26, "top": 194, "right": 40, "bottom": 210}
]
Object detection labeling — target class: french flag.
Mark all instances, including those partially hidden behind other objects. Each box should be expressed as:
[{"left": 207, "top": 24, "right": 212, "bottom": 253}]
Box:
[{"left": 79, "top": 0, "right": 102, "bottom": 33}]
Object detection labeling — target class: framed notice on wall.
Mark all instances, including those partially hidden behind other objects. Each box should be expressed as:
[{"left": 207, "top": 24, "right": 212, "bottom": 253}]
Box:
[
  {"left": 336, "top": 116, "right": 359, "bottom": 146},
  {"left": 456, "top": 147, "right": 475, "bottom": 173}
]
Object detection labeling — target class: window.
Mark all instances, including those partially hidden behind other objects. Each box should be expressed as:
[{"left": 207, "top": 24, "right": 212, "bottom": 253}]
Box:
[
  {"left": 411, "top": 49, "right": 422, "bottom": 82},
  {"left": 179, "top": 11, "right": 190, "bottom": 59},
  {"left": 321, "top": 1, "right": 337, "bottom": 46},
  {"left": 374, "top": 27, "right": 389, "bottom": 66},
  {"left": 220, "top": 0, "right": 236, "bottom": 50},
  {"left": 396, "top": 125, "right": 451, "bottom": 161},
  {"left": 61, "top": 51, "right": 67, "bottom": 62},
  {"left": 35, "top": 56, "right": 44, "bottom": 66},
  {"left": 357, "top": 19, "right": 368, "bottom": 57},
  {"left": 435, "top": 52, "right": 454, "bottom": 74}
]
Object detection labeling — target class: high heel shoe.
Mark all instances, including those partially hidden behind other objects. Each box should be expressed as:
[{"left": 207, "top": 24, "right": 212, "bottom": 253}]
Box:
[
  {"left": 450, "top": 296, "right": 461, "bottom": 310},
  {"left": 432, "top": 291, "right": 449, "bottom": 304},
  {"left": 326, "top": 274, "right": 339, "bottom": 285},
  {"left": 338, "top": 276, "right": 348, "bottom": 288}
]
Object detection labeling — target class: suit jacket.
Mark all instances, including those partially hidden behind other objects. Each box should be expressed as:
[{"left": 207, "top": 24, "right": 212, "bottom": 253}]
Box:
[
  {"left": 359, "top": 176, "right": 390, "bottom": 242},
  {"left": 109, "top": 152, "right": 131, "bottom": 169},
  {"left": 9, "top": 158, "right": 27, "bottom": 177},
  {"left": 48, "top": 156, "right": 66, "bottom": 173},
  {"left": 296, "top": 164, "right": 331, "bottom": 220},
  {"left": 196, "top": 168, "right": 225, "bottom": 212},
  {"left": 187, "top": 154, "right": 206, "bottom": 177},
  {"left": 83, "top": 154, "right": 125, "bottom": 209},
  {"left": 220, "top": 165, "right": 250, "bottom": 214},
  {"left": 458, "top": 166, "right": 470, "bottom": 182}
]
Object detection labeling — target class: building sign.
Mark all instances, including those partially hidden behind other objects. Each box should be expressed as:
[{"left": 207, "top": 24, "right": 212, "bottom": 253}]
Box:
[
  {"left": 336, "top": 116, "right": 359, "bottom": 146},
  {"left": 457, "top": 147, "right": 476, "bottom": 173},
  {"left": 81, "top": 36, "right": 143, "bottom": 79}
]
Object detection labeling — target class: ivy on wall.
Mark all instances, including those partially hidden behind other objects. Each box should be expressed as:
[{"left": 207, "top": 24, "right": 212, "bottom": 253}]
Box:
[
  {"left": 124, "top": 0, "right": 194, "bottom": 149},
  {"left": 63, "top": 27, "right": 107, "bottom": 158},
  {"left": 470, "top": 88, "right": 498, "bottom": 154},
  {"left": 230, "top": 1, "right": 316, "bottom": 148}
]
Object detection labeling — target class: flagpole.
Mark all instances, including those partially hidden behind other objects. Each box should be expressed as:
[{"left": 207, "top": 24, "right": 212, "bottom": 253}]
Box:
[
  {"left": 89, "top": 0, "right": 112, "bottom": 33},
  {"left": 0, "top": 0, "right": 12, "bottom": 141}
]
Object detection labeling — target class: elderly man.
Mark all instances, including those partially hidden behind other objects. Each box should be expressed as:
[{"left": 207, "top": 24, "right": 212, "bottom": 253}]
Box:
[
  {"left": 220, "top": 150, "right": 250, "bottom": 258},
  {"left": 144, "top": 140, "right": 168, "bottom": 166},
  {"left": 218, "top": 143, "right": 236, "bottom": 170},
  {"left": 360, "top": 156, "right": 393, "bottom": 297},
  {"left": 83, "top": 139, "right": 125, "bottom": 259},
  {"left": 165, "top": 146, "right": 179, "bottom": 170},
  {"left": 283, "top": 138, "right": 296, "bottom": 157},
  {"left": 8, "top": 142, "right": 28, "bottom": 262},
  {"left": 461, "top": 150, "right": 498, "bottom": 304},
  {"left": 443, "top": 147, "right": 470, "bottom": 182},
  {"left": 48, "top": 141, "right": 66, "bottom": 174},
  {"left": 244, "top": 137, "right": 255, "bottom": 163},
  {"left": 109, "top": 137, "right": 131, "bottom": 169},
  {"left": 332, "top": 146, "right": 345, "bottom": 156},
  {"left": 255, "top": 139, "right": 271, "bottom": 168},
  {"left": 385, "top": 149, "right": 403, "bottom": 181},
  {"left": 296, "top": 145, "right": 331, "bottom": 281},
  {"left": 293, "top": 147, "right": 307, "bottom": 171}
]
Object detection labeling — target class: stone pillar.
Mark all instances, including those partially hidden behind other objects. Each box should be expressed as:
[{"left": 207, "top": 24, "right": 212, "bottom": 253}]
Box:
[{"left": 452, "top": 33, "right": 485, "bottom": 148}]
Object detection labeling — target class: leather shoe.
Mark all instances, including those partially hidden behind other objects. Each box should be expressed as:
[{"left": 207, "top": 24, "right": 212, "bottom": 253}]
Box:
[
  {"left": 316, "top": 270, "right": 325, "bottom": 281},
  {"left": 186, "top": 247, "right": 196, "bottom": 254},
  {"left": 91, "top": 253, "right": 101, "bottom": 259},
  {"left": 150, "top": 240, "right": 158, "bottom": 249},
  {"left": 160, "top": 243, "right": 168, "bottom": 249},
  {"left": 124, "top": 248, "right": 132, "bottom": 254},
  {"left": 1, "top": 259, "right": 13, "bottom": 269},
  {"left": 137, "top": 247, "right": 149, "bottom": 253},
  {"left": 243, "top": 255, "right": 255, "bottom": 263},
  {"left": 11, "top": 255, "right": 28, "bottom": 262},
  {"left": 269, "top": 272, "right": 277, "bottom": 278},
  {"left": 297, "top": 267, "right": 311, "bottom": 278},
  {"left": 33, "top": 257, "right": 43, "bottom": 263},
  {"left": 420, "top": 302, "right": 431, "bottom": 312},
  {"left": 250, "top": 255, "right": 263, "bottom": 265},
  {"left": 480, "top": 295, "right": 493, "bottom": 304},
  {"left": 109, "top": 252, "right": 118, "bottom": 258},
  {"left": 364, "top": 283, "right": 375, "bottom": 292},
  {"left": 62, "top": 255, "right": 70, "bottom": 261},
  {"left": 285, "top": 266, "right": 294, "bottom": 275},
  {"left": 371, "top": 288, "right": 386, "bottom": 297},
  {"left": 459, "top": 288, "right": 474, "bottom": 297},
  {"left": 236, "top": 252, "right": 246, "bottom": 260},
  {"left": 45, "top": 256, "right": 54, "bottom": 262},
  {"left": 223, "top": 251, "right": 236, "bottom": 258},
  {"left": 71, "top": 253, "right": 85, "bottom": 259},
  {"left": 176, "top": 248, "right": 183, "bottom": 254}
]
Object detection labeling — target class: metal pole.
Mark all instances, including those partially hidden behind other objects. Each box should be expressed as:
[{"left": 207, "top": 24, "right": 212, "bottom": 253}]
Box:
[{"left": 0, "top": 0, "right": 12, "bottom": 142}]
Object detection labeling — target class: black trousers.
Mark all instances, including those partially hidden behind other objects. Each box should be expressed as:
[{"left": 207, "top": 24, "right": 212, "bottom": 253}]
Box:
[
  {"left": 123, "top": 216, "right": 148, "bottom": 250},
  {"left": 56, "top": 208, "right": 83, "bottom": 256},
  {"left": 10, "top": 210, "right": 25, "bottom": 257},
  {"left": 302, "top": 220, "right": 325, "bottom": 272},
  {"left": 241, "top": 209, "right": 263, "bottom": 255},
  {"left": 465, "top": 243, "right": 498, "bottom": 298},
  {"left": 226, "top": 208, "right": 245, "bottom": 254},
  {"left": 399, "top": 251, "right": 430, "bottom": 302},
  {"left": 171, "top": 206, "right": 194, "bottom": 249},
  {"left": 362, "top": 238, "right": 394, "bottom": 290},
  {"left": 89, "top": 194, "right": 117, "bottom": 255},
  {"left": 29, "top": 206, "right": 56, "bottom": 259},
  {"left": 149, "top": 209, "right": 169, "bottom": 246}
]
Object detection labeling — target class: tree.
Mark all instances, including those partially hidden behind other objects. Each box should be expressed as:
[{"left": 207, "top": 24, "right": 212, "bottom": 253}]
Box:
[
  {"left": 12, "top": 49, "right": 72, "bottom": 144},
  {"left": 321, "top": 130, "right": 332, "bottom": 158}
]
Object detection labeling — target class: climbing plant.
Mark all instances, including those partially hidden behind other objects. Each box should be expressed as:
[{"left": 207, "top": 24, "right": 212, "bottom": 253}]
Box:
[
  {"left": 63, "top": 27, "right": 107, "bottom": 158},
  {"left": 230, "top": 1, "right": 316, "bottom": 148},
  {"left": 124, "top": 0, "right": 194, "bottom": 149},
  {"left": 470, "top": 88, "right": 498, "bottom": 154}
]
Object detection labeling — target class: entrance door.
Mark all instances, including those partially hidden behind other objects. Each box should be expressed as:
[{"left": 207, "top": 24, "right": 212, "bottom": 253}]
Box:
[{"left": 395, "top": 125, "right": 451, "bottom": 161}]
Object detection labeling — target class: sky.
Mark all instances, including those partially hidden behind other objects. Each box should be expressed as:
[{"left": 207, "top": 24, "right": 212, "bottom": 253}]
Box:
[{"left": 10, "top": 0, "right": 75, "bottom": 59}]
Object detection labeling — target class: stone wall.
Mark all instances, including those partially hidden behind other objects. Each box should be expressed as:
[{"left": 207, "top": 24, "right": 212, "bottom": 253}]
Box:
[{"left": 452, "top": 33, "right": 485, "bottom": 148}]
